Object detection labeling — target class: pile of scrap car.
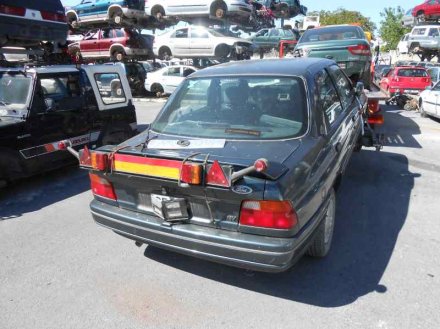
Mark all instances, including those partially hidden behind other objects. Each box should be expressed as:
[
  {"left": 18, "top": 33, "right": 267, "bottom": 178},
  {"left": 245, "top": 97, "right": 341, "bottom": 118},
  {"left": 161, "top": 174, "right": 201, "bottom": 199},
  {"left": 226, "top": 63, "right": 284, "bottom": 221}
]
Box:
[{"left": 1, "top": 0, "right": 399, "bottom": 273}]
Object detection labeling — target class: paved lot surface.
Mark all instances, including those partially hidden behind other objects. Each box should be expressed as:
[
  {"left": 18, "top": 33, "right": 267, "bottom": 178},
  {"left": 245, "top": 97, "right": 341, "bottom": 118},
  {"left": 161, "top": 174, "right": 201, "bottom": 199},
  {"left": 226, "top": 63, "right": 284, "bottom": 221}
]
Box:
[{"left": 1, "top": 103, "right": 439, "bottom": 329}]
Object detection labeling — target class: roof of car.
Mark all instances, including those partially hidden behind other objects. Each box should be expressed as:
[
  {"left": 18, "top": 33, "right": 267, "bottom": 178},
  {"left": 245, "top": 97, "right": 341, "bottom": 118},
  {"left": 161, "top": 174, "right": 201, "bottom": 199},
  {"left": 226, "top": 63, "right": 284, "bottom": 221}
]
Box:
[{"left": 189, "top": 58, "right": 334, "bottom": 78}]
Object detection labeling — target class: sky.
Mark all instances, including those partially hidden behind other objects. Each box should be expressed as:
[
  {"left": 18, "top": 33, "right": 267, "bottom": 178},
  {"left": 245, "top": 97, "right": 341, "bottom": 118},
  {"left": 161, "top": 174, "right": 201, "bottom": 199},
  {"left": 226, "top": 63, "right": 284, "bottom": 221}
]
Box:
[{"left": 62, "top": 0, "right": 422, "bottom": 29}]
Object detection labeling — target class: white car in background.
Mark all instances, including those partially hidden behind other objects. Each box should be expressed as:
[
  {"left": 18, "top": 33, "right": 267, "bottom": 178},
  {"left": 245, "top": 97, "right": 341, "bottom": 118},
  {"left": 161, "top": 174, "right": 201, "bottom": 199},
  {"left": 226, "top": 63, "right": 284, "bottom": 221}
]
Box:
[
  {"left": 419, "top": 82, "right": 440, "bottom": 120},
  {"left": 153, "top": 26, "right": 253, "bottom": 60},
  {"left": 145, "top": 65, "right": 198, "bottom": 96},
  {"left": 145, "top": 0, "right": 252, "bottom": 21},
  {"left": 397, "top": 33, "right": 410, "bottom": 54}
]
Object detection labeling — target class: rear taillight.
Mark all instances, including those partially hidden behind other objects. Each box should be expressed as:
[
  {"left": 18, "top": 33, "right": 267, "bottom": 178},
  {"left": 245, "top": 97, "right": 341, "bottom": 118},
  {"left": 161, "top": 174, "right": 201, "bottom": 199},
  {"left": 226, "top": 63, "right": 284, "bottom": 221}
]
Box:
[
  {"left": 180, "top": 163, "right": 202, "bottom": 185},
  {"left": 368, "top": 113, "right": 384, "bottom": 125},
  {"left": 0, "top": 4, "right": 25, "bottom": 16},
  {"left": 239, "top": 200, "right": 298, "bottom": 230},
  {"left": 41, "top": 11, "right": 67, "bottom": 23},
  {"left": 348, "top": 44, "right": 371, "bottom": 56},
  {"left": 89, "top": 173, "right": 117, "bottom": 201},
  {"left": 368, "top": 100, "right": 380, "bottom": 114},
  {"left": 91, "top": 152, "right": 109, "bottom": 171}
]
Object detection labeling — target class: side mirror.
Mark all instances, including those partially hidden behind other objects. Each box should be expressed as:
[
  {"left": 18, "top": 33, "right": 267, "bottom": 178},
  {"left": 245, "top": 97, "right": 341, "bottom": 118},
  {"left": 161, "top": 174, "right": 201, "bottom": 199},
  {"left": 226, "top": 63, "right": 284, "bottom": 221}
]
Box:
[{"left": 355, "top": 82, "right": 365, "bottom": 96}]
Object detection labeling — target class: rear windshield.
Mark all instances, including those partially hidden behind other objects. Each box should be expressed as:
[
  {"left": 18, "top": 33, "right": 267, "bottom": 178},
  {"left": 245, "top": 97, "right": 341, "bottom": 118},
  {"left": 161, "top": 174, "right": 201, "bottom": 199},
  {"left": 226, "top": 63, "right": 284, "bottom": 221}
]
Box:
[
  {"left": 300, "top": 26, "right": 364, "bottom": 42},
  {"left": 397, "top": 69, "right": 428, "bottom": 77},
  {"left": 151, "top": 76, "right": 308, "bottom": 140}
]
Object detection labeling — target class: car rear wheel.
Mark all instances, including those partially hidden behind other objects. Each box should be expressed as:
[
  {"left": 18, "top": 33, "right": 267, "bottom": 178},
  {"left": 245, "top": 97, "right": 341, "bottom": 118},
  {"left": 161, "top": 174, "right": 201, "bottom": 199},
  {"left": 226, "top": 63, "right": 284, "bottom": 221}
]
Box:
[
  {"left": 151, "top": 5, "right": 165, "bottom": 21},
  {"left": 307, "top": 189, "right": 336, "bottom": 258},
  {"left": 214, "top": 44, "right": 230, "bottom": 58},
  {"left": 417, "top": 11, "right": 425, "bottom": 22},
  {"left": 151, "top": 83, "right": 164, "bottom": 97},
  {"left": 211, "top": 1, "right": 227, "bottom": 19},
  {"left": 112, "top": 50, "right": 125, "bottom": 61},
  {"left": 158, "top": 47, "right": 171, "bottom": 60}
]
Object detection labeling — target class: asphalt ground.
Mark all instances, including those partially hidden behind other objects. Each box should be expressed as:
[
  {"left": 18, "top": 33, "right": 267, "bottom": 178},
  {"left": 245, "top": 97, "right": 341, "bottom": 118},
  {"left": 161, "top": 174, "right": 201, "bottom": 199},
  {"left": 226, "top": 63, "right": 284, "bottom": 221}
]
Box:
[{"left": 0, "top": 102, "right": 439, "bottom": 329}]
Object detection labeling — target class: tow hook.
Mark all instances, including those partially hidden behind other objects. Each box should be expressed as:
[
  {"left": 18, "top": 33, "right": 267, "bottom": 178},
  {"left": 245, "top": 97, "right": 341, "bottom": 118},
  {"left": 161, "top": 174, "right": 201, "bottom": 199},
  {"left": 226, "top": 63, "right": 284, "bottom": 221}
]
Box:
[{"left": 58, "top": 140, "right": 79, "bottom": 160}]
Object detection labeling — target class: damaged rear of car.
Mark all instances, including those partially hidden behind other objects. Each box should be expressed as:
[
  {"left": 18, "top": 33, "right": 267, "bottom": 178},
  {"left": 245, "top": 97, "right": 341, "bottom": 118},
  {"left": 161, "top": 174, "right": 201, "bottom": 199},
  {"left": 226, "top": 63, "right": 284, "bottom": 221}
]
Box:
[{"left": 78, "top": 59, "right": 362, "bottom": 272}]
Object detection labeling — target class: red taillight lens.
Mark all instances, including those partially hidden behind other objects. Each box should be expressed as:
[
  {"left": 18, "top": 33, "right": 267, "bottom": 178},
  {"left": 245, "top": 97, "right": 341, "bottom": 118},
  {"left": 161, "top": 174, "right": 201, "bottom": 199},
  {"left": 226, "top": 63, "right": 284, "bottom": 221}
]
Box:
[
  {"left": 206, "top": 160, "right": 229, "bottom": 187},
  {"left": 239, "top": 200, "right": 298, "bottom": 230},
  {"left": 368, "top": 100, "right": 380, "bottom": 114},
  {"left": 180, "top": 163, "right": 202, "bottom": 185},
  {"left": 91, "top": 152, "right": 109, "bottom": 171},
  {"left": 89, "top": 174, "right": 117, "bottom": 201},
  {"left": 41, "top": 11, "right": 67, "bottom": 22},
  {"left": 368, "top": 113, "right": 384, "bottom": 125},
  {"left": 348, "top": 44, "right": 371, "bottom": 56},
  {"left": 0, "top": 4, "right": 25, "bottom": 16}
]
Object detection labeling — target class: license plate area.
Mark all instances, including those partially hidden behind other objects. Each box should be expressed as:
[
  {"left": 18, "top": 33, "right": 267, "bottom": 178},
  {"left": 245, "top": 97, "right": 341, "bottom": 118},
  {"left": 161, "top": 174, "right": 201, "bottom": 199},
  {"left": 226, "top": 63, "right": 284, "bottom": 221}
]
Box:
[{"left": 151, "top": 194, "right": 189, "bottom": 221}]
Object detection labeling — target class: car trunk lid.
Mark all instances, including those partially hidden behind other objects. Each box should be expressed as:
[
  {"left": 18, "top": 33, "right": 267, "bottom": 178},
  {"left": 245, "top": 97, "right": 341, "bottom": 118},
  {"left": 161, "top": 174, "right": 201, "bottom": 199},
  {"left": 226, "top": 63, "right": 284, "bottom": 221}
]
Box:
[{"left": 94, "top": 134, "right": 300, "bottom": 230}]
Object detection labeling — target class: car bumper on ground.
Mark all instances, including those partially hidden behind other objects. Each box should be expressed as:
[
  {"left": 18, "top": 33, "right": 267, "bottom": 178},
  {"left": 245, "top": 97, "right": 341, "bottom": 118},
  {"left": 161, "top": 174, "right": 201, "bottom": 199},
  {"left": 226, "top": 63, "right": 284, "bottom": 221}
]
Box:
[{"left": 90, "top": 198, "right": 328, "bottom": 272}]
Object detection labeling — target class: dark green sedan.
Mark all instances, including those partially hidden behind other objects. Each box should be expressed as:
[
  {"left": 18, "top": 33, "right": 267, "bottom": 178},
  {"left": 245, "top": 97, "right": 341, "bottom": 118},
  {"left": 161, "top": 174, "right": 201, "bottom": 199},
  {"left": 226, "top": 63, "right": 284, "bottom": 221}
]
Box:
[
  {"left": 295, "top": 25, "right": 372, "bottom": 89},
  {"left": 79, "top": 58, "right": 364, "bottom": 272}
]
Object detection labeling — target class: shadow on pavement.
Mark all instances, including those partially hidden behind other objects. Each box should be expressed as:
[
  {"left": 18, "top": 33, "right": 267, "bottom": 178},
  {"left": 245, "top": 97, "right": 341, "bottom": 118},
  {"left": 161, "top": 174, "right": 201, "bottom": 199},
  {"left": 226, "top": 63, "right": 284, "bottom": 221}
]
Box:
[
  {"left": 0, "top": 166, "right": 89, "bottom": 220},
  {"left": 382, "top": 105, "right": 422, "bottom": 148},
  {"left": 144, "top": 150, "right": 419, "bottom": 307}
]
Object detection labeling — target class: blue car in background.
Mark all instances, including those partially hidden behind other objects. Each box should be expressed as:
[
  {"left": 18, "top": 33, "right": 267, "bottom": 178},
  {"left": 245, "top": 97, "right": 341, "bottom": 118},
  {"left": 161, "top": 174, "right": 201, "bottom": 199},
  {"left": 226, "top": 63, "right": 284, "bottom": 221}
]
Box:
[{"left": 66, "top": 0, "right": 146, "bottom": 28}]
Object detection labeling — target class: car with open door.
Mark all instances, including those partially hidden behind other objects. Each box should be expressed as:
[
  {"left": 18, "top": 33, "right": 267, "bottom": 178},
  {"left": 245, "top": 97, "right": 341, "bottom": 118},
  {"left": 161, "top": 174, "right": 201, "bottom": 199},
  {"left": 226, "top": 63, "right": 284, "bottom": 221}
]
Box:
[
  {"left": 0, "top": 65, "right": 137, "bottom": 187},
  {"left": 70, "top": 58, "right": 364, "bottom": 272}
]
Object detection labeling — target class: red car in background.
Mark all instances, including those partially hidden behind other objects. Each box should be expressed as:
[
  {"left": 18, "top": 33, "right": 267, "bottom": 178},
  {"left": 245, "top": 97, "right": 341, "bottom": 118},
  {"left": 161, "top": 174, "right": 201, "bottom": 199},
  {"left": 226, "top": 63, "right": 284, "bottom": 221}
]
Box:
[
  {"left": 68, "top": 28, "right": 152, "bottom": 61},
  {"left": 379, "top": 66, "right": 431, "bottom": 96},
  {"left": 412, "top": 0, "right": 440, "bottom": 22}
]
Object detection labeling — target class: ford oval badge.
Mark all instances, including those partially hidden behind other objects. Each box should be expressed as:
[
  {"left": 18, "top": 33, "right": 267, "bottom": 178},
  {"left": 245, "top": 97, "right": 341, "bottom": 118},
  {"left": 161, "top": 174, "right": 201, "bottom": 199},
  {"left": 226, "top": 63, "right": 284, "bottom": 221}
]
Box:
[{"left": 232, "top": 185, "right": 253, "bottom": 195}]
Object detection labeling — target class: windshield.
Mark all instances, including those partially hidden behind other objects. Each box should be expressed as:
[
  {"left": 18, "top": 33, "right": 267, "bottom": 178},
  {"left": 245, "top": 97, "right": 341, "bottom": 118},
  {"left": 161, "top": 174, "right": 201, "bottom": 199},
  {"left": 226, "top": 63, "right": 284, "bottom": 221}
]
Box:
[
  {"left": 151, "top": 76, "right": 308, "bottom": 140},
  {"left": 0, "top": 72, "right": 32, "bottom": 116},
  {"left": 397, "top": 69, "right": 428, "bottom": 77},
  {"left": 300, "top": 26, "right": 363, "bottom": 42}
]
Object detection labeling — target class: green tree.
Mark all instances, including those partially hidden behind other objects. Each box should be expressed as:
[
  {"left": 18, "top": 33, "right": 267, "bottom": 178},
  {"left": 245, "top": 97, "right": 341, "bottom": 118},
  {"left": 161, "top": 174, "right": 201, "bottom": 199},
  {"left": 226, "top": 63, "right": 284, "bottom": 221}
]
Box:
[
  {"left": 309, "top": 8, "right": 376, "bottom": 33},
  {"left": 379, "top": 7, "right": 411, "bottom": 51}
]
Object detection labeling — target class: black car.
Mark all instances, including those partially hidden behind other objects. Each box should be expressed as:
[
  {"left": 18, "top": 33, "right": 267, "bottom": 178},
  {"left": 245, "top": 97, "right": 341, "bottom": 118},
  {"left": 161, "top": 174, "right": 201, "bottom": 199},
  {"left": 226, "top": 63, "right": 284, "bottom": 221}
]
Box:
[
  {"left": 0, "top": 65, "right": 137, "bottom": 187},
  {"left": 0, "top": 0, "right": 68, "bottom": 48},
  {"left": 81, "top": 58, "right": 363, "bottom": 272}
]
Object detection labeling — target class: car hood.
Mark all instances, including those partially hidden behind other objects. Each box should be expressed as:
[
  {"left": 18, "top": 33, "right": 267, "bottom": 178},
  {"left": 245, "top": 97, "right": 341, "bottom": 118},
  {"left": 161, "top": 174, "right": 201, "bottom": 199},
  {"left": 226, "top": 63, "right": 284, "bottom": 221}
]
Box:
[{"left": 108, "top": 131, "right": 302, "bottom": 180}]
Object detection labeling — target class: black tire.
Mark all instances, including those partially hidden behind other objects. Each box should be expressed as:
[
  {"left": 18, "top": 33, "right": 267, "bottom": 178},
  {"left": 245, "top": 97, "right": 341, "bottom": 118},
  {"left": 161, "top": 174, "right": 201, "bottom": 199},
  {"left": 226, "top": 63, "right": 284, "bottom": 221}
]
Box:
[
  {"left": 307, "top": 189, "right": 336, "bottom": 258},
  {"left": 158, "top": 47, "right": 171, "bottom": 60},
  {"left": 151, "top": 5, "right": 165, "bottom": 21},
  {"left": 151, "top": 83, "right": 164, "bottom": 97},
  {"left": 215, "top": 43, "right": 230, "bottom": 58},
  {"left": 112, "top": 50, "right": 125, "bottom": 61},
  {"left": 211, "top": 1, "right": 227, "bottom": 19},
  {"left": 417, "top": 11, "right": 425, "bottom": 23}
]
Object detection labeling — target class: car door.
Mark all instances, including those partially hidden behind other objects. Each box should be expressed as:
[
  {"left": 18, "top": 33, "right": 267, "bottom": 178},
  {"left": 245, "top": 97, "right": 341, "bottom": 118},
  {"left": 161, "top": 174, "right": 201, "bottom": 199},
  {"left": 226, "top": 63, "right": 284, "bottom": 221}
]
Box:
[
  {"left": 253, "top": 29, "right": 269, "bottom": 48},
  {"left": 76, "top": 0, "right": 98, "bottom": 19},
  {"left": 189, "top": 28, "right": 212, "bottom": 56},
  {"left": 99, "top": 28, "right": 115, "bottom": 56},
  {"left": 268, "top": 28, "right": 282, "bottom": 46},
  {"left": 25, "top": 72, "right": 91, "bottom": 167},
  {"left": 424, "top": 82, "right": 440, "bottom": 115},
  {"left": 162, "top": 66, "right": 183, "bottom": 94},
  {"left": 80, "top": 29, "right": 101, "bottom": 56},
  {"left": 170, "top": 28, "right": 190, "bottom": 57}
]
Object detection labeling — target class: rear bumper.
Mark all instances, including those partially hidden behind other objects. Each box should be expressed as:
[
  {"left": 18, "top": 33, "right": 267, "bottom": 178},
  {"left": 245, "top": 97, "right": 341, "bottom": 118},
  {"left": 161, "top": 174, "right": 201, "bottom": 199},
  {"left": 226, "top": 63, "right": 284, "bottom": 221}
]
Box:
[
  {"left": 0, "top": 14, "right": 68, "bottom": 46},
  {"left": 90, "top": 198, "right": 328, "bottom": 272}
]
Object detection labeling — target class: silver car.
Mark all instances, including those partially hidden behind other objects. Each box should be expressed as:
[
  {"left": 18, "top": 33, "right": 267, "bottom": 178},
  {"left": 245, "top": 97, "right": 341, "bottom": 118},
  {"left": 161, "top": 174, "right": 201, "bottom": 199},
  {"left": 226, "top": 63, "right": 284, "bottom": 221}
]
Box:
[
  {"left": 145, "top": 0, "right": 253, "bottom": 21},
  {"left": 402, "top": 8, "right": 415, "bottom": 27}
]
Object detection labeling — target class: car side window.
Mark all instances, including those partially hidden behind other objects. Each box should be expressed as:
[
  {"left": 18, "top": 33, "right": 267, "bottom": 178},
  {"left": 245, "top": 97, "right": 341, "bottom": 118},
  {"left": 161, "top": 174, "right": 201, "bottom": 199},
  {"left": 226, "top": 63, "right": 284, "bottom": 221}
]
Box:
[
  {"left": 174, "top": 29, "right": 188, "bottom": 39},
  {"left": 166, "top": 67, "right": 181, "bottom": 77},
  {"left": 38, "top": 73, "right": 82, "bottom": 113},
  {"left": 316, "top": 69, "right": 343, "bottom": 127},
  {"left": 102, "top": 29, "right": 114, "bottom": 39},
  {"left": 328, "top": 66, "right": 355, "bottom": 110},
  {"left": 190, "top": 30, "right": 208, "bottom": 38},
  {"left": 94, "top": 73, "right": 126, "bottom": 106}
]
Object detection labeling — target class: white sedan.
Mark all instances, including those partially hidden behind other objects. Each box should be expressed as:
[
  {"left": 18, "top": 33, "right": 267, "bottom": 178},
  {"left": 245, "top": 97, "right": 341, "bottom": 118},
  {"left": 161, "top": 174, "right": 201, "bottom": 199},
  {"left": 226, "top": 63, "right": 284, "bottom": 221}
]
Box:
[
  {"left": 145, "top": 65, "right": 198, "bottom": 96},
  {"left": 153, "top": 26, "right": 253, "bottom": 60},
  {"left": 419, "top": 82, "right": 440, "bottom": 119},
  {"left": 145, "top": 0, "right": 252, "bottom": 21}
]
